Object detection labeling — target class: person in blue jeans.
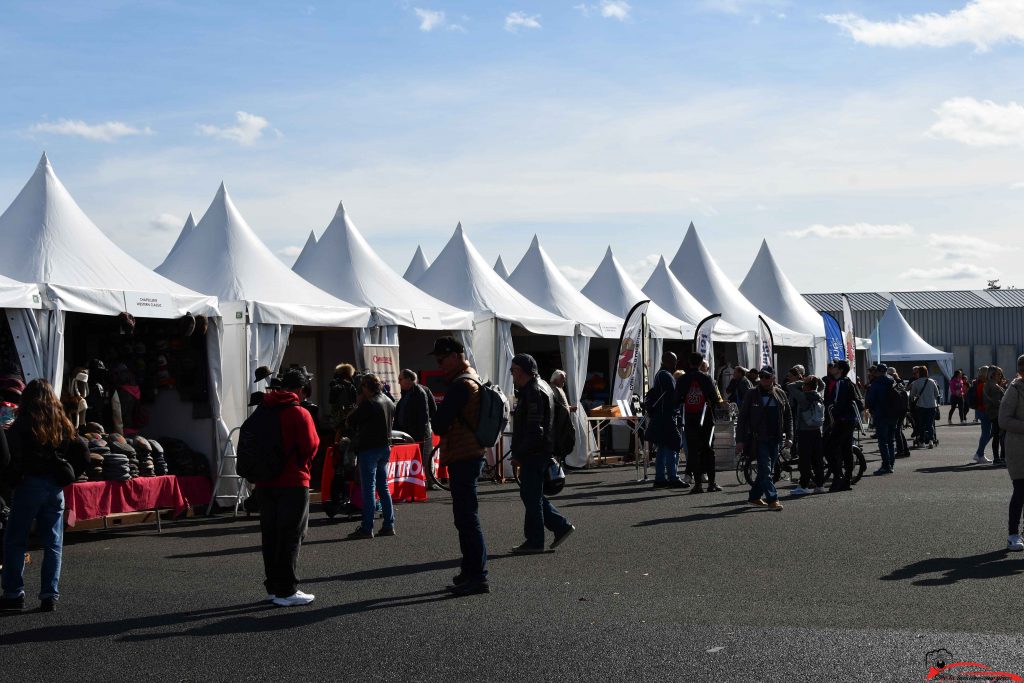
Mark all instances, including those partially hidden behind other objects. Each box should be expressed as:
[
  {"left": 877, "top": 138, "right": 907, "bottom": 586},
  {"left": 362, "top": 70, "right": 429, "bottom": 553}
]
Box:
[
  {"left": 509, "top": 354, "right": 575, "bottom": 553},
  {"left": 736, "top": 366, "right": 792, "bottom": 511},
  {"left": 1, "top": 380, "right": 87, "bottom": 613},
  {"left": 644, "top": 352, "right": 687, "bottom": 489},
  {"left": 345, "top": 374, "right": 396, "bottom": 539},
  {"left": 866, "top": 363, "right": 898, "bottom": 474}
]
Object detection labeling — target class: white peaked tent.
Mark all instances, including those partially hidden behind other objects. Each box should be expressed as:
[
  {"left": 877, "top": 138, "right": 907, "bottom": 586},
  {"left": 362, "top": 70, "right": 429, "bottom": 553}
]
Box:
[
  {"left": 403, "top": 245, "right": 430, "bottom": 283},
  {"left": 166, "top": 213, "right": 196, "bottom": 263},
  {"left": 740, "top": 239, "right": 830, "bottom": 372},
  {"left": 415, "top": 223, "right": 574, "bottom": 398},
  {"left": 291, "top": 230, "right": 319, "bottom": 274},
  {"left": 0, "top": 273, "right": 41, "bottom": 310},
  {"left": 581, "top": 247, "right": 689, "bottom": 379},
  {"left": 0, "top": 154, "right": 218, "bottom": 388},
  {"left": 493, "top": 255, "right": 510, "bottom": 280},
  {"left": 293, "top": 201, "right": 473, "bottom": 358},
  {"left": 642, "top": 257, "right": 750, "bottom": 343},
  {"left": 668, "top": 223, "right": 812, "bottom": 357},
  {"left": 157, "top": 184, "right": 371, "bottom": 450},
  {"left": 506, "top": 236, "right": 623, "bottom": 467},
  {"left": 874, "top": 300, "right": 953, "bottom": 379}
]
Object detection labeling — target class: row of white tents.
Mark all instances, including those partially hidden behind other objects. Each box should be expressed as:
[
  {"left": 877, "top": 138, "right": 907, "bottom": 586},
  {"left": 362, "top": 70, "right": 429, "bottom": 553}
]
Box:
[{"left": 0, "top": 154, "right": 953, "bottom": 472}]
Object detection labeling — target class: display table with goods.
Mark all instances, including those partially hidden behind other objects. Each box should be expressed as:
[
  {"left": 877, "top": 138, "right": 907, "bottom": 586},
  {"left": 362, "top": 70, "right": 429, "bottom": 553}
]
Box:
[{"left": 321, "top": 441, "right": 429, "bottom": 512}]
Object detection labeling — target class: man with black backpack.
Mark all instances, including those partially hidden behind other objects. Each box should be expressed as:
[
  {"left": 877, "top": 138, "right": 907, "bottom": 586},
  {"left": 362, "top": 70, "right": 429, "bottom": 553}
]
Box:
[
  {"left": 509, "top": 353, "right": 575, "bottom": 555},
  {"left": 644, "top": 352, "right": 685, "bottom": 490},
  {"left": 676, "top": 352, "right": 725, "bottom": 494},
  {"left": 242, "top": 369, "right": 320, "bottom": 607},
  {"left": 431, "top": 336, "right": 492, "bottom": 596}
]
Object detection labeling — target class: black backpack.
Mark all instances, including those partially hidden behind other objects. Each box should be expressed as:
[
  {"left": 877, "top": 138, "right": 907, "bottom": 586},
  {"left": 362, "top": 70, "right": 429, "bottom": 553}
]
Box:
[
  {"left": 235, "top": 401, "right": 297, "bottom": 483},
  {"left": 885, "top": 382, "right": 909, "bottom": 418},
  {"left": 966, "top": 380, "right": 978, "bottom": 410},
  {"left": 552, "top": 397, "right": 577, "bottom": 458}
]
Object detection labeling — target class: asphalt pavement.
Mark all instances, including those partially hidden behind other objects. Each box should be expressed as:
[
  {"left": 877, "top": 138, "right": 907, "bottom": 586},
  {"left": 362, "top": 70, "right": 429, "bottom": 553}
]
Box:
[{"left": 2, "top": 418, "right": 1022, "bottom": 682}]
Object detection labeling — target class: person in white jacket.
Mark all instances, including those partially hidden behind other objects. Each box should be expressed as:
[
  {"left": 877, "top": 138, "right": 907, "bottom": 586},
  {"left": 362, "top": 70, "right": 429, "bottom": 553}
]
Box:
[{"left": 909, "top": 366, "right": 940, "bottom": 448}]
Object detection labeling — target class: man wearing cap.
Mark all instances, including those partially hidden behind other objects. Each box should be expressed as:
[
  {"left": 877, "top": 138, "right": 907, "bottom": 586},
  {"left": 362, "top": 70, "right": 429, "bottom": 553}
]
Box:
[
  {"left": 825, "top": 359, "right": 858, "bottom": 492},
  {"left": 736, "top": 365, "right": 792, "bottom": 510},
  {"left": 510, "top": 353, "right": 575, "bottom": 553},
  {"left": 866, "top": 363, "right": 897, "bottom": 475},
  {"left": 430, "top": 336, "right": 490, "bottom": 596}
]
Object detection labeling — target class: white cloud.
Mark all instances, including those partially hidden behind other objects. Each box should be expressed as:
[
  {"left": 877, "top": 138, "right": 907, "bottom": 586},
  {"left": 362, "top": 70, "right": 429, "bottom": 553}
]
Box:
[
  {"left": 149, "top": 212, "right": 183, "bottom": 232},
  {"left": 559, "top": 264, "right": 594, "bottom": 288},
  {"left": 276, "top": 245, "right": 303, "bottom": 260},
  {"left": 927, "top": 233, "right": 1013, "bottom": 256},
  {"left": 625, "top": 253, "right": 661, "bottom": 286},
  {"left": 688, "top": 197, "right": 719, "bottom": 217},
  {"left": 785, "top": 223, "right": 915, "bottom": 239},
  {"left": 575, "top": 2, "right": 631, "bottom": 21},
  {"left": 1012, "top": 180, "right": 1024, "bottom": 189},
  {"left": 29, "top": 119, "right": 153, "bottom": 142},
  {"left": 505, "top": 12, "right": 541, "bottom": 32},
  {"left": 197, "top": 111, "right": 274, "bottom": 146},
  {"left": 701, "top": 0, "right": 788, "bottom": 16},
  {"left": 823, "top": 0, "right": 1024, "bottom": 52},
  {"left": 928, "top": 97, "right": 1024, "bottom": 147},
  {"left": 900, "top": 262, "right": 1000, "bottom": 280},
  {"left": 414, "top": 8, "right": 445, "bottom": 31}
]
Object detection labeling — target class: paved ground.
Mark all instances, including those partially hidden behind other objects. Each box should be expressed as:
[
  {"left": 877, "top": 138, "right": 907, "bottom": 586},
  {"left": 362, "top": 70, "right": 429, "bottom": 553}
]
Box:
[{"left": 2, "top": 419, "right": 1022, "bottom": 682}]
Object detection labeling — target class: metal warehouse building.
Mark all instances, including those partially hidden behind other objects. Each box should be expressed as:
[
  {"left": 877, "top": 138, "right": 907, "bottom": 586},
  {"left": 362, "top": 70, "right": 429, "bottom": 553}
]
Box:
[{"left": 802, "top": 289, "right": 1024, "bottom": 381}]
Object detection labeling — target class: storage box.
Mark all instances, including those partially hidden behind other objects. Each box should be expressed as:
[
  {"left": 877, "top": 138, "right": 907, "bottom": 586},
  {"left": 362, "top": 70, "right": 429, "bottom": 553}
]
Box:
[{"left": 588, "top": 404, "right": 621, "bottom": 418}]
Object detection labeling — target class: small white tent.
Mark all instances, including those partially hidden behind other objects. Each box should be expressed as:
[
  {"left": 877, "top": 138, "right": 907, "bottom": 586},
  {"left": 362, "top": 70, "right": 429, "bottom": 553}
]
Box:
[
  {"left": 874, "top": 300, "right": 953, "bottom": 379},
  {"left": 415, "top": 223, "right": 574, "bottom": 397},
  {"left": 494, "top": 256, "right": 510, "bottom": 280},
  {"left": 668, "top": 223, "right": 812, "bottom": 356},
  {"left": 291, "top": 230, "right": 319, "bottom": 274},
  {"left": 157, "top": 184, "right": 371, "bottom": 451},
  {"left": 0, "top": 273, "right": 41, "bottom": 311},
  {"left": 739, "top": 239, "right": 830, "bottom": 372},
  {"left": 642, "top": 257, "right": 750, "bottom": 343},
  {"left": 506, "top": 235, "right": 623, "bottom": 466},
  {"left": 0, "top": 154, "right": 218, "bottom": 388},
  {"left": 293, "top": 201, "right": 473, "bottom": 358},
  {"left": 403, "top": 246, "right": 430, "bottom": 283},
  {"left": 166, "top": 213, "right": 196, "bottom": 263}
]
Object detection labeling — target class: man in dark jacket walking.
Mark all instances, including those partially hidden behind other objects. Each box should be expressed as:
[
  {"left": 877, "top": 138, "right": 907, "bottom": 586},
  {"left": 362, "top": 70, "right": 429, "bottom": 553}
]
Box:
[
  {"left": 676, "top": 352, "right": 725, "bottom": 494},
  {"left": 255, "top": 369, "right": 320, "bottom": 607},
  {"left": 346, "top": 374, "right": 396, "bottom": 540},
  {"left": 824, "top": 359, "right": 858, "bottom": 492},
  {"left": 510, "top": 354, "right": 575, "bottom": 555},
  {"left": 645, "top": 352, "right": 686, "bottom": 489},
  {"left": 395, "top": 369, "right": 437, "bottom": 483},
  {"left": 866, "top": 363, "right": 897, "bottom": 475},
  {"left": 736, "top": 366, "right": 792, "bottom": 510}
]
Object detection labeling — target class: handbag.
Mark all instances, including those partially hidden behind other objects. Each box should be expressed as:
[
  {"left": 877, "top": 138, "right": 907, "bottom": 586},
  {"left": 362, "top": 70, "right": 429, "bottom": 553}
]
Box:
[
  {"left": 49, "top": 441, "right": 78, "bottom": 488},
  {"left": 543, "top": 457, "right": 566, "bottom": 496}
]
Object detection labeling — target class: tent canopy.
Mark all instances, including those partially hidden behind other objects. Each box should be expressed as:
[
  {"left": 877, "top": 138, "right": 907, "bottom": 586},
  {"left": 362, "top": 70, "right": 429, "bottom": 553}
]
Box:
[
  {"left": 290, "top": 229, "right": 318, "bottom": 274},
  {"left": 581, "top": 247, "right": 689, "bottom": 339},
  {"left": 165, "top": 213, "right": 196, "bottom": 264},
  {"left": 493, "top": 255, "right": 510, "bottom": 280},
  {"left": 642, "top": 257, "right": 750, "bottom": 342},
  {"left": 740, "top": 240, "right": 826, "bottom": 338},
  {"left": 403, "top": 245, "right": 430, "bottom": 283},
  {"left": 415, "top": 223, "right": 574, "bottom": 336},
  {"left": 668, "top": 223, "right": 812, "bottom": 347},
  {"left": 156, "top": 184, "right": 370, "bottom": 328},
  {"left": 874, "top": 300, "right": 953, "bottom": 377},
  {"left": 0, "top": 154, "right": 217, "bottom": 318},
  {"left": 293, "top": 202, "right": 472, "bottom": 331},
  {"left": 0, "top": 273, "right": 41, "bottom": 310},
  {"left": 506, "top": 235, "right": 623, "bottom": 338}
]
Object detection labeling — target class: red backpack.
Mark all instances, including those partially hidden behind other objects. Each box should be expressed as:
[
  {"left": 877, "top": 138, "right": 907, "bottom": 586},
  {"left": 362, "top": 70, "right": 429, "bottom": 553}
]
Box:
[{"left": 683, "top": 379, "right": 707, "bottom": 415}]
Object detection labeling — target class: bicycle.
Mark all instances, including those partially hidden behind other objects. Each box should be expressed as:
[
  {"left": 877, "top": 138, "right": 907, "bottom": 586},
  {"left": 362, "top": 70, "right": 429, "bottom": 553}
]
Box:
[{"left": 737, "top": 440, "right": 866, "bottom": 487}]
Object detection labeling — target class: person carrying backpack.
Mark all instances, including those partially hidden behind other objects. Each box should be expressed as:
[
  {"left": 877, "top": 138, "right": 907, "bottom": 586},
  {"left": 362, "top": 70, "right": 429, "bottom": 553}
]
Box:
[
  {"left": 248, "top": 369, "right": 320, "bottom": 607},
  {"left": 675, "top": 352, "right": 725, "bottom": 494},
  {"left": 866, "top": 363, "right": 899, "bottom": 475},
  {"left": 644, "top": 352, "right": 685, "bottom": 489},
  {"left": 431, "top": 336, "right": 491, "bottom": 597},
  {"left": 791, "top": 375, "right": 826, "bottom": 494},
  {"left": 509, "top": 354, "right": 575, "bottom": 555}
]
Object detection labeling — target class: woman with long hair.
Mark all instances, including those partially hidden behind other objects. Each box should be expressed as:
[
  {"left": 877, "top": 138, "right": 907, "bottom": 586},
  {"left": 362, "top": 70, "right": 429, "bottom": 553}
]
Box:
[{"left": 1, "top": 379, "right": 85, "bottom": 613}]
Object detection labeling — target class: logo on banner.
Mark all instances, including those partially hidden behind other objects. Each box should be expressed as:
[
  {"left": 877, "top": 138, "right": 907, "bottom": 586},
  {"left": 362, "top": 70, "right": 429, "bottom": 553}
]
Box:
[
  {"left": 617, "top": 337, "right": 637, "bottom": 380},
  {"left": 386, "top": 456, "right": 426, "bottom": 487},
  {"left": 372, "top": 355, "right": 394, "bottom": 365}
]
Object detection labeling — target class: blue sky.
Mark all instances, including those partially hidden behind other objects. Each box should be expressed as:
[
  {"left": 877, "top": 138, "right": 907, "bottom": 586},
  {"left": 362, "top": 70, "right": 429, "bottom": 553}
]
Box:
[{"left": 2, "top": 0, "right": 1023, "bottom": 292}]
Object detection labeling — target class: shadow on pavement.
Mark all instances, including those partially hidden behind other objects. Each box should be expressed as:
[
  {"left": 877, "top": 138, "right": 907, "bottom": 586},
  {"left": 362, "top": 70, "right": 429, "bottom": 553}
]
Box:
[
  {"left": 633, "top": 506, "right": 751, "bottom": 527},
  {"left": 914, "top": 463, "right": 988, "bottom": 474},
  {"left": 881, "top": 550, "right": 1024, "bottom": 586}
]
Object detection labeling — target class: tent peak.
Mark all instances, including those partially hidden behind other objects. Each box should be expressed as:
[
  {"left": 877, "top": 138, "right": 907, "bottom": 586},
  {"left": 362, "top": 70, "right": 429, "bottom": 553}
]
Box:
[
  {"left": 687, "top": 220, "right": 696, "bottom": 230},
  {"left": 38, "top": 151, "right": 50, "bottom": 168},
  {"left": 334, "top": 200, "right": 346, "bottom": 217},
  {"left": 183, "top": 213, "right": 196, "bottom": 229},
  {"left": 530, "top": 234, "right": 540, "bottom": 248},
  {"left": 455, "top": 221, "right": 464, "bottom": 234}
]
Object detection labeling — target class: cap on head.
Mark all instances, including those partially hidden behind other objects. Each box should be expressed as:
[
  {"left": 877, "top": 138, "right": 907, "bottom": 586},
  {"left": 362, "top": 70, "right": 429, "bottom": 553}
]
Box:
[
  {"left": 788, "top": 365, "right": 805, "bottom": 377},
  {"left": 758, "top": 365, "right": 775, "bottom": 378},
  {"left": 511, "top": 353, "right": 539, "bottom": 375},
  {"left": 429, "top": 336, "right": 465, "bottom": 356}
]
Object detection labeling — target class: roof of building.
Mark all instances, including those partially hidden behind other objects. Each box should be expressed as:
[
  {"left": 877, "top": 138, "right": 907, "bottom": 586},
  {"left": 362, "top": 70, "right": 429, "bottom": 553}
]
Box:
[{"left": 802, "top": 289, "right": 1023, "bottom": 311}]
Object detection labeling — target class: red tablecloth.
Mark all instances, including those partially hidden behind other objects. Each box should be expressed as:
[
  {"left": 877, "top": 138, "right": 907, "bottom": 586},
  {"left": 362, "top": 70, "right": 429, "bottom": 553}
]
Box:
[
  {"left": 321, "top": 442, "right": 429, "bottom": 506},
  {"left": 63, "top": 475, "right": 201, "bottom": 526}
]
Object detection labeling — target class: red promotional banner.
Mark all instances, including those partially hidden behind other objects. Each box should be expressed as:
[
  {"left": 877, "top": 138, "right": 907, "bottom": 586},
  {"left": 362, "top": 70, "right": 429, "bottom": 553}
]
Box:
[{"left": 344, "top": 443, "right": 428, "bottom": 508}]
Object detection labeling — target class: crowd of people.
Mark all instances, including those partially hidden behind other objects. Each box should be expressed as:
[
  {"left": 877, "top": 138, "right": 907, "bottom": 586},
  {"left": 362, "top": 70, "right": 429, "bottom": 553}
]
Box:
[{"left": 3, "top": 337, "right": 1024, "bottom": 611}]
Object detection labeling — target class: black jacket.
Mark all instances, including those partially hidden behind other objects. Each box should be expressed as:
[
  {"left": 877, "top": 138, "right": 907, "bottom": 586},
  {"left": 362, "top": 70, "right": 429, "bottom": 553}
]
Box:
[
  {"left": 736, "top": 384, "right": 793, "bottom": 445},
  {"left": 675, "top": 369, "right": 722, "bottom": 424},
  {"left": 395, "top": 383, "right": 437, "bottom": 442},
  {"left": 4, "top": 418, "right": 89, "bottom": 485},
  {"left": 644, "top": 368, "right": 677, "bottom": 445},
  {"left": 347, "top": 392, "right": 395, "bottom": 453},
  {"left": 825, "top": 375, "right": 859, "bottom": 423},
  {"left": 511, "top": 377, "right": 554, "bottom": 462}
]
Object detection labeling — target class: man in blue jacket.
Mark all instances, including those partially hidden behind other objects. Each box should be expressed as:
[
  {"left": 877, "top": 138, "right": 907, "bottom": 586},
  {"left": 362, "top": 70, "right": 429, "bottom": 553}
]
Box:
[{"left": 866, "top": 363, "right": 897, "bottom": 475}]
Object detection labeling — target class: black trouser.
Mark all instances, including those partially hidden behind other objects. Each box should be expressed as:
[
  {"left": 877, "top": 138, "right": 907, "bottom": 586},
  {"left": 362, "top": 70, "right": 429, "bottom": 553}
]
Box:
[
  {"left": 1010, "top": 479, "right": 1024, "bottom": 535},
  {"left": 948, "top": 397, "right": 966, "bottom": 422},
  {"left": 992, "top": 419, "right": 1003, "bottom": 461},
  {"left": 448, "top": 458, "right": 488, "bottom": 581},
  {"left": 258, "top": 487, "right": 310, "bottom": 598},
  {"left": 895, "top": 419, "right": 909, "bottom": 456},
  {"left": 684, "top": 414, "right": 715, "bottom": 485},
  {"left": 797, "top": 429, "right": 824, "bottom": 489},
  {"left": 825, "top": 421, "right": 855, "bottom": 487}
]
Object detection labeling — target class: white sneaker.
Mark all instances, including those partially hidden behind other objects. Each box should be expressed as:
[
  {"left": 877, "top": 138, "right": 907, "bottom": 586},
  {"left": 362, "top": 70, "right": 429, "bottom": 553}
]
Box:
[
  {"left": 790, "top": 487, "right": 811, "bottom": 496},
  {"left": 682, "top": 474, "right": 693, "bottom": 486},
  {"left": 1008, "top": 535, "right": 1024, "bottom": 552},
  {"left": 813, "top": 487, "right": 826, "bottom": 494},
  {"left": 975, "top": 454, "right": 992, "bottom": 464},
  {"left": 272, "top": 590, "right": 315, "bottom": 607}
]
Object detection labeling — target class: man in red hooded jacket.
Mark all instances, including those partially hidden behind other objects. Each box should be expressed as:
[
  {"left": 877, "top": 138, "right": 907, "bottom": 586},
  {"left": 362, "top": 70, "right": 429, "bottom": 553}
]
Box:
[{"left": 256, "top": 369, "right": 320, "bottom": 607}]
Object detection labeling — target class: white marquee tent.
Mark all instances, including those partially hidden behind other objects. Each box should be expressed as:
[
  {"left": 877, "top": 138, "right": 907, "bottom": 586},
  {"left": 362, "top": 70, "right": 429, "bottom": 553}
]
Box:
[
  {"left": 157, "top": 183, "right": 371, "bottom": 450},
  {"left": 291, "top": 230, "right": 319, "bottom": 275},
  {"left": 293, "top": 201, "right": 474, "bottom": 359},
  {"left": 0, "top": 273, "right": 41, "bottom": 311},
  {"left": 493, "top": 256, "right": 510, "bottom": 280},
  {"left": 415, "top": 223, "right": 574, "bottom": 398},
  {"left": 166, "top": 213, "right": 196, "bottom": 264},
  {"left": 403, "top": 246, "right": 430, "bottom": 283},
  {"left": 0, "top": 154, "right": 218, "bottom": 388},
  {"left": 874, "top": 300, "right": 954, "bottom": 379},
  {"left": 668, "top": 223, "right": 812, "bottom": 358},
  {"left": 642, "top": 257, "right": 750, "bottom": 343},
  {"left": 506, "top": 235, "right": 623, "bottom": 466}
]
